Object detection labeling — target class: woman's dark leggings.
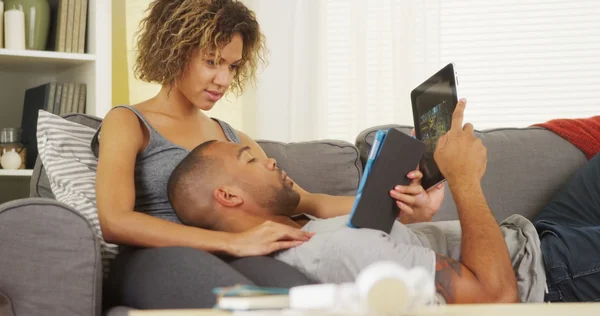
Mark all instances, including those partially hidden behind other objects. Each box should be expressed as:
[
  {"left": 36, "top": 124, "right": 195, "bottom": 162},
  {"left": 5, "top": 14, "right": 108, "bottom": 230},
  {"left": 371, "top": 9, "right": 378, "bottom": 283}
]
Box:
[{"left": 102, "top": 246, "right": 314, "bottom": 310}]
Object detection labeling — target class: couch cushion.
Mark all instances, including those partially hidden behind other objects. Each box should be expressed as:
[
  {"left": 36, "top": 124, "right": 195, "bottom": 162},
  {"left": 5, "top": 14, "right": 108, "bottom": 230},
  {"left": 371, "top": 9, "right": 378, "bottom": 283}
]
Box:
[
  {"left": 355, "top": 125, "right": 588, "bottom": 222},
  {"left": 30, "top": 113, "right": 102, "bottom": 199},
  {"left": 36, "top": 110, "right": 117, "bottom": 275},
  {"left": 257, "top": 139, "right": 362, "bottom": 196}
]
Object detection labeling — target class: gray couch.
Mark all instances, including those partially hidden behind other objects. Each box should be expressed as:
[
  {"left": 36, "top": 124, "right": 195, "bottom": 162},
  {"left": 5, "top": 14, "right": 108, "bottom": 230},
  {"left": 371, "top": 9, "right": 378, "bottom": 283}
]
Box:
[{"left": 0, "top": 114, "right": 588, "bottom": 315}]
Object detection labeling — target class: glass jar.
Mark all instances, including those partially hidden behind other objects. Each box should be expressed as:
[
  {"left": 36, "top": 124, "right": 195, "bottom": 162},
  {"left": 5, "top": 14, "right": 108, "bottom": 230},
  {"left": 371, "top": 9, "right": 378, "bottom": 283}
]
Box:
[{"left": 0, "top": 127, "right": 22, "bottom": 144}]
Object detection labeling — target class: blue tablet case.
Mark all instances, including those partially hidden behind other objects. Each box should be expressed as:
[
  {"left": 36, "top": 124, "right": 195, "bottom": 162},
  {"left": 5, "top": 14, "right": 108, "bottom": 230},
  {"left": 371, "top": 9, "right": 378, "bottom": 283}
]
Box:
[{"left": 348, "top": 128, "right": 427, "bottom": 233}]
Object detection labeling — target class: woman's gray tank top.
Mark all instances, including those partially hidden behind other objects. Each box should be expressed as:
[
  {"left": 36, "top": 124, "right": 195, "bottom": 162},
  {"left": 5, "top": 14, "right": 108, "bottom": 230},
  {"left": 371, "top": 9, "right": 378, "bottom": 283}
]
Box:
[{"left": 92, "top": 105, "right": 241, "bottom": 224}]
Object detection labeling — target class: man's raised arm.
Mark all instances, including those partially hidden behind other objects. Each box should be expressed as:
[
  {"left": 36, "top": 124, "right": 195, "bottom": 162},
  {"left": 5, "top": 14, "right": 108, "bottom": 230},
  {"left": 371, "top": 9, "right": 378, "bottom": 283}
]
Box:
[{"left": 432, "top": 99, "right": 518, "bottom": 304}]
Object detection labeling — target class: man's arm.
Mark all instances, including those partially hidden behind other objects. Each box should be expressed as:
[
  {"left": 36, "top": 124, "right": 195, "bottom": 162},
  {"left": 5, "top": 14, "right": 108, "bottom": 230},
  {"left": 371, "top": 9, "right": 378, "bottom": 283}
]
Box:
[
  {"left": 433, "top": 182, "right": 518, "bottom": 303},
  {"left": 431, "top": 98, "right": 518, "bottom": 304},
  {"left": 290, "top": 184, "right": 355, "bottom": 218},
  {"left": 300, "top": 192, "right": 355, "bottom": 218}
]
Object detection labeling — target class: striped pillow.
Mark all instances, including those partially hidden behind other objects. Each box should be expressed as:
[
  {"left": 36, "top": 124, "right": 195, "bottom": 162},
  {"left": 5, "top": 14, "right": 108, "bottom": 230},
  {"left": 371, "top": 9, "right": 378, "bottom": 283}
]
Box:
[{"left": 36, "top": 110, "right": 118, "bottom": 276}]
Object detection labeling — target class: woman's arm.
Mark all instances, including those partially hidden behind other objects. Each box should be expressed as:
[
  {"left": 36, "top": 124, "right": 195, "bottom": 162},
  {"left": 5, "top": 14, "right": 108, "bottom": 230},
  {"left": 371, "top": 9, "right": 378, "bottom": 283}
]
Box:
[
  {"left": 96, "top": 109, "right": 310, "bottom": 256},
  {"left": 96, "top": 108, "right": 232, "bottom": 253}
]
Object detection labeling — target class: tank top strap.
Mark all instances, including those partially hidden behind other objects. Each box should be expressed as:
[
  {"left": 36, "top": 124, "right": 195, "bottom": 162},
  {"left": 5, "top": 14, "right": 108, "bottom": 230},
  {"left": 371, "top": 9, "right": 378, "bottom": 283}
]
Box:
[
  {"left": 91, "top": 105, "right": 166, "bottom": 158},
  {"left": 212, "top": 117, "right": 241, "bottom": 144},
  {"left": 112, "top": 105, "right": 158, "bottom": 135}
]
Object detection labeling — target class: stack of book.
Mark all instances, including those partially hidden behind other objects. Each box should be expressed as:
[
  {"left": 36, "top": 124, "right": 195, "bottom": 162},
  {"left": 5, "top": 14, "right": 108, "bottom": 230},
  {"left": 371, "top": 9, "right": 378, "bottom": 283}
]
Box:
[
  {"left": 26, "top": 82, "right": 87, "bottom": 116},
  {"left": 213, "top": 285, "right": 290, "bottom": 311},
  {"left": 49, "top": 0, "right": 88, "bottom": 53},
  {"left": 20, "top": 82, "right": 87, "bottom": 168}
]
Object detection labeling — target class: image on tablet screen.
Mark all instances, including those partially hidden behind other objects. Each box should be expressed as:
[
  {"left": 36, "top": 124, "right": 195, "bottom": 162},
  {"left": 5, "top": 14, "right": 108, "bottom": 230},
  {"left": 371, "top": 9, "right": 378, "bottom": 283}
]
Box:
[
  {"left": 416, "top": 78, "right": 454, "bottom": 182},
  {"left": 420, "top": 100, "right": 451, "bottom": 153}
]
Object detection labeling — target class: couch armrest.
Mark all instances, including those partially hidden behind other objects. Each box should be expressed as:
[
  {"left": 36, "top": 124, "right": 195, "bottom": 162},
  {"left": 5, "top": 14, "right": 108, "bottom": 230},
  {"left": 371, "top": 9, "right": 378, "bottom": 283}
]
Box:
[{"left": 0, "top": 198, "right": 102, "bottom": 316}]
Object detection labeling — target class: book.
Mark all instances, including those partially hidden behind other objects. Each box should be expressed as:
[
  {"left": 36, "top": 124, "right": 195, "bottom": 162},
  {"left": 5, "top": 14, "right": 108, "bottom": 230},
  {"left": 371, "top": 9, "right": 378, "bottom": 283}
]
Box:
[
  {"left": 72, "top": 0, "right": 81, "bottom": 52},
  {"left": 213, "top": 285, "right": 290, "bottom": 311},
  {"left": 59, "top": 82, "right": 69, "bottom": 114},
  {"left": 68, "top": 83, "right": 76, "bottom": 113},
  {"left": 77, "top": 83, "right": 87, "bottom": 113},
  {"left": 52, "top": 83, "right": 63, "bottom": 115},
  {"left": 20, "top": 83, "right": 55, "bottom": 169},
  {"left": 72, "top": 83, "right": 80, "bottom": 113},
  {"left": 54, "top": 0, "right": 68, "bottom": 52},
  {"left": 48, "top": 0, "right": 87, "bottom": 53},
  {"left": 46, "top": 0, "right": 59, "bottom": 51},
  {"left": 77, "top": 0, "right": 88, "bottom": 53},
  {"left": 65, "top": 0, "right": 76, "bottom": 52}
]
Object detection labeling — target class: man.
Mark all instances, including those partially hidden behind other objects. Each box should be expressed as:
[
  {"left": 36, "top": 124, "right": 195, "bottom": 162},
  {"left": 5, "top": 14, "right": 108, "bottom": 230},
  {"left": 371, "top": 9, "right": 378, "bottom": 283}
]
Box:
[{"left": 167, "top": 99, "right": 600, "bottom": 304}]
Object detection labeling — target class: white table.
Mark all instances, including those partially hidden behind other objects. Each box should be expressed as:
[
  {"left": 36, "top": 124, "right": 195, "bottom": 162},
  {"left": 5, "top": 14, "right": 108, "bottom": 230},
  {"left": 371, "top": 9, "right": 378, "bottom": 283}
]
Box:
[{"left": 129, "top": 303, "right": 600, "bottom": 316}]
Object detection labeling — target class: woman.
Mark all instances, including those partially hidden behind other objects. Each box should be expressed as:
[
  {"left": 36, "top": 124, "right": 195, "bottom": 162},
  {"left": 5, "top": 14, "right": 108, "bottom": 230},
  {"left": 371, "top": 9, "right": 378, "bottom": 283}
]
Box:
[{"left": 96, "top": 0, "right": 443, "bottom": 310}]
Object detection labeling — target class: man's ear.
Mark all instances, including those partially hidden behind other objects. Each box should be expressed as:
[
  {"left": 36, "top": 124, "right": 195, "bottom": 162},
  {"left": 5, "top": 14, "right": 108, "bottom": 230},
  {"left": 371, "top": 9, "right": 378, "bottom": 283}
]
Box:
[{"left": 214, "top": 186, "right": 243, "bottom": 208}]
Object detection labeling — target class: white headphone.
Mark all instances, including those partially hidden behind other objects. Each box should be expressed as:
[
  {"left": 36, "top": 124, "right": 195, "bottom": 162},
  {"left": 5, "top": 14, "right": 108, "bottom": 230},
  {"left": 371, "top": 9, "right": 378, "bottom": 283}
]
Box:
[{"left": 289, "top": 261, "right": 435, "bottom": 315}]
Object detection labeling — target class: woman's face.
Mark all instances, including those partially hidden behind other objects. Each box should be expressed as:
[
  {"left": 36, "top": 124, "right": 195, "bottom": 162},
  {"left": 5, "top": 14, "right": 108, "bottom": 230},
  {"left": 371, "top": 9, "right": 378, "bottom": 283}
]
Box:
[{"left": 177, "top": 33, "right": 244, "bottom": 111}]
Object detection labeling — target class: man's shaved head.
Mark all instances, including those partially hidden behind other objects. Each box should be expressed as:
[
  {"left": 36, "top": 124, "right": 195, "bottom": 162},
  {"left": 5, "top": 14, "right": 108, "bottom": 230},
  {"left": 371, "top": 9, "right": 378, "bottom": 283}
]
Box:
[
  {"left": 167, "top": 140, "right": 301, "bottom": 231},
  {"left": 167, "top": 140, "right": 223, "bottom": 228}
]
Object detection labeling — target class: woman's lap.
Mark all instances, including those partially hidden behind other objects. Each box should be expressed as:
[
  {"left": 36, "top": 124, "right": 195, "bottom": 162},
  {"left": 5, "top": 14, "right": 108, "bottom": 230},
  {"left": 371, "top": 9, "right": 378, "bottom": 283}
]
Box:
[
  {"left": 103, "top": 246, "right": 253, "bottom": 310},
  {"left": 227, "top": 256, "right": 316, "bottom": 288},
  {"left": 103, "top": 246, "right": 315, "bottom": 311}
]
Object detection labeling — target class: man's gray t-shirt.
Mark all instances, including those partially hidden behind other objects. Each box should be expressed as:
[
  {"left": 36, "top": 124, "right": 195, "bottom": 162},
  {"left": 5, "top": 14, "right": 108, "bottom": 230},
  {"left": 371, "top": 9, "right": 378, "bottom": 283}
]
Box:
[{"left": 273, "top": 214, "right": 546, "bottom": 303}]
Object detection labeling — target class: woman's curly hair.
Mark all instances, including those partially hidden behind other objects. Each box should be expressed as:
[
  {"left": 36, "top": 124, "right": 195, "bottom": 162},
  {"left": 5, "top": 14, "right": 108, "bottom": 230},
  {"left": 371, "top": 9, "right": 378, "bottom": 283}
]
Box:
[{"left": 134, "top": 0, "right": 267, "bottom": 95}]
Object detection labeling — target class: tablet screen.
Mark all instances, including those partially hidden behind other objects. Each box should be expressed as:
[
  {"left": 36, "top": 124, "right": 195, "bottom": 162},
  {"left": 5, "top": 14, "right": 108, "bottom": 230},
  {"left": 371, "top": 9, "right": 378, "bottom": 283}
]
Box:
[{"left": 411, "top": 64, "right": 458, "bottom": 189}]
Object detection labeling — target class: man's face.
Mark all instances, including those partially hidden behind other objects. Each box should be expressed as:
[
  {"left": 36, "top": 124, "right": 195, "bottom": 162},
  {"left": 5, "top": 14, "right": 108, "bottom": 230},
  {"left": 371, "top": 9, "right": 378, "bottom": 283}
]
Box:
[{"left": 209, "top": 141, "right": 301, "bottom": 216}]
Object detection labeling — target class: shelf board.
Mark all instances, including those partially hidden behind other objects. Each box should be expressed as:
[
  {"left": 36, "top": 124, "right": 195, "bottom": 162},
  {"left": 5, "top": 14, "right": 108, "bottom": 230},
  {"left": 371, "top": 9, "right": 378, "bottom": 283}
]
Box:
[
  {"left": 0, "top": 49, "right": 96, "bottom": 73},
  {"left": 0, "top": 169, "right": 33, "bottom": 177}
]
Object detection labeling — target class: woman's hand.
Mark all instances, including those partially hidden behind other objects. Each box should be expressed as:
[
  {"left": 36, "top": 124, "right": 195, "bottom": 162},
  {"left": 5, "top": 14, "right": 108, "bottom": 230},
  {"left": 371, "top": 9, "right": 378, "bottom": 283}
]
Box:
[
  {"left": 390, "top": 170, "right": 445, "bottom": 224},
  {"left": 228, "top": 221, "right": 314, "bottom": 257}
]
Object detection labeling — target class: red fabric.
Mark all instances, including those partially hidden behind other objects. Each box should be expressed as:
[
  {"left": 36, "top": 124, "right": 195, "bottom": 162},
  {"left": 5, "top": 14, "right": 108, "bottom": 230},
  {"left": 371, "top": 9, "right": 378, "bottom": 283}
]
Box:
[{"left": 532, "top": 116, "right": 600, "bottom": 160}]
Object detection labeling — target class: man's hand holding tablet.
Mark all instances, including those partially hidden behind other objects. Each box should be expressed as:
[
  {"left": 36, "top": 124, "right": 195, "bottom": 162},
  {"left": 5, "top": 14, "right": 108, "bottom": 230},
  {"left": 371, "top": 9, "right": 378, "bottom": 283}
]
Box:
[{"left": 388, "top": 128, "right": 446, "bottom": 224}]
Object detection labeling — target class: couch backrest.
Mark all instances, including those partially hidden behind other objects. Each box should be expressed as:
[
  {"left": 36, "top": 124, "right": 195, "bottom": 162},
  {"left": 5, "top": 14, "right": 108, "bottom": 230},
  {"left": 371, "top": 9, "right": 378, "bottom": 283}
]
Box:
[
  {"left": 32, "top": 114, "right": 363, "bottom": 200},
  {"left": 355, "top": 125, "right": 588, "bottom": 222},
  {"left": 36, "top": 114, "right": 584, "bottom": 223},
  {"left": 256, "top": 139, "right": 363, "bottom": 196}
]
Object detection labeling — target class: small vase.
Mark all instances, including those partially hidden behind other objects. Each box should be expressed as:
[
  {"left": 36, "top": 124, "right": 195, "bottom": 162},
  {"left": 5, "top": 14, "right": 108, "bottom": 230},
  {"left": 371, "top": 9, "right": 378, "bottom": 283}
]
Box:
[{"left": 4, "top": 0, "right": 50, "bottom": 50}]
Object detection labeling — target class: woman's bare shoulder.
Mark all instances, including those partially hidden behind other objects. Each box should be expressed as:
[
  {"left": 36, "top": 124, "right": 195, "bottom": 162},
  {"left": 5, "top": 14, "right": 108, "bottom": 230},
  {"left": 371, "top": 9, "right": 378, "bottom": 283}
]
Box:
[
  {"left": 99, "top": 106, "right": 146, "bottom": 151},
  {"left": 102, "top": 107, "right": 143, "bottom": 130}
]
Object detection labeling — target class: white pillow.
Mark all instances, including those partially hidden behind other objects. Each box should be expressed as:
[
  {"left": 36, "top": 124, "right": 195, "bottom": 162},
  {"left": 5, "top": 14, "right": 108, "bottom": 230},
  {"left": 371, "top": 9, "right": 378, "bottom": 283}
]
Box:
[{"left": 36, "top": 110, "right": 118, "bottom": 276}]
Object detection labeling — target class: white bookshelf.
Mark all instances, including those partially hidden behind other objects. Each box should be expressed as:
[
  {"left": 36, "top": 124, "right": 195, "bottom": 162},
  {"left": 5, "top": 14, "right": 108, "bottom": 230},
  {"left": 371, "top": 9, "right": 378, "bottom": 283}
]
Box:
[
  {"left": 0, "top": 169, "right": 33, "bottom": 177},
  {"left": 0, "top": 0, "right": 111, "bottom": 202},
  {"left": 0, "top": 49, "right": 96, "bottom": 72}
]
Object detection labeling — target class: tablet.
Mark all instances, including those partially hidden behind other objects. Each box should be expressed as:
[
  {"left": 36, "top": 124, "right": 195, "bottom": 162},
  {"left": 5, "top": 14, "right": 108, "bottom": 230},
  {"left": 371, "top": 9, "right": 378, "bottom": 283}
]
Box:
[
  {"left": 348, "top": 128, "right": 426, "bottom": 234},
  {"left": 411, "top": 63, "right": 459, "bottom": 190}
]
